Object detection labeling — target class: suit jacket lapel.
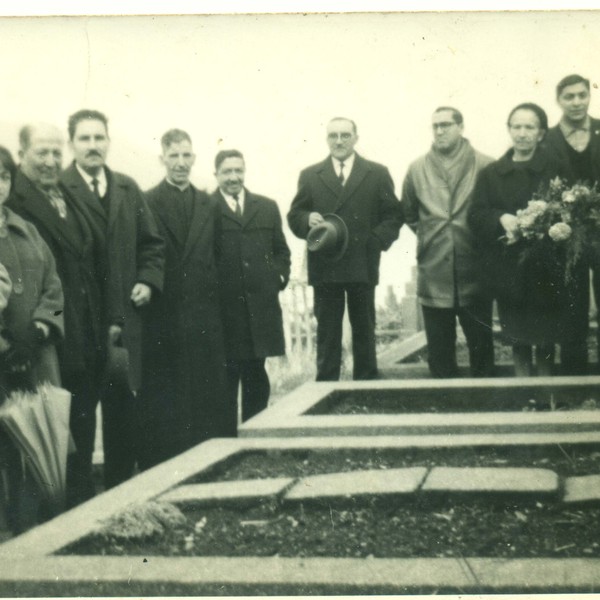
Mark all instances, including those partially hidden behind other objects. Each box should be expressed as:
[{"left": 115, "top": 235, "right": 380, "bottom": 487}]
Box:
[
  {"left": 61, "top": 162, "right": 107, "bottom": 225},
  {"left": 106, "top": 167, "right": 123, "bottom": 232},
  {"left": 242, "top": 190, "right": 260, "bottom": 228},
  {"left": 150, "top": 180, "right": 187, "bottom": 250},
  {"left": 318, "top": 158, "right": 342, "bottom": 197},
  {"left": 217, "top": 190, "right": 243, "bottom": 226},
  {"left": 182, "top": 186, "right": 211, "bottom": 264},
  {"left": 334, "top": 154, "right": 369, "bottom": 211},
  {"left": 13, "top": 171, "right": 81, "bottom": 254}
]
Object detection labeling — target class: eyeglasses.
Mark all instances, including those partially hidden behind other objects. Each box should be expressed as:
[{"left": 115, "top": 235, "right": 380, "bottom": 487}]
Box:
[
  {"left": 432, "top": 122, "right": 457, "bottom": 132},
  {"left": 327, "top": 132, "right": 353, "bottom": 141}
]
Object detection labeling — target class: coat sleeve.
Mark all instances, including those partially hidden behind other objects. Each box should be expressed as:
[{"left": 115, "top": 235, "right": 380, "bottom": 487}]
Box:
[
  {"left": 287, "top": 170, "right": 312, "bottom": 239},
  {"left": 134, "top": 183, "right": 165, "bottom": 293},
  {"left": 468, "top": 166, "right": 505, "bottom": 244},
  {"left": 371, "top": 166, "right": 403, "bottom": 251},
  {"left": 32, "top": 232, "right": 65, "bottom": 340},
  {"left": 271, "top": 203, "right": 291, "bottom": 289},
  {"left": 400, "top": 168, "right": 419, "bottom": 234}
]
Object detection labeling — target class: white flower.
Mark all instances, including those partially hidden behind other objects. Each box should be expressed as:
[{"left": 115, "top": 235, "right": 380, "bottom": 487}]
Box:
[
  {"left": 548, "top": 222, "right": 572, "bottom": 242},
  {"left": 528, "top": 200, "right": 548, "bottom": 213},
  {"left": 562, "top": 191, "right": 576, "bottom": 203}
]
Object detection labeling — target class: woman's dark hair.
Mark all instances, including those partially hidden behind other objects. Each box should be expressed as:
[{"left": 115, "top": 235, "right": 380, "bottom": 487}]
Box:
[
  {"left": 0, "top": 146, "right": 16, "bottom": 183},
  {"left": 507, "top": 102, "right": 548, "bottom": 131}
]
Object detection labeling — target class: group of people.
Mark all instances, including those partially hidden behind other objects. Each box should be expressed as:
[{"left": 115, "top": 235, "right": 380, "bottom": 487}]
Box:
[
  {"left": 405, "top": 73, "right": 600, "bottom": 378},
  {"left": 0, "top": 72, "right": 597, "bottom": 532}
]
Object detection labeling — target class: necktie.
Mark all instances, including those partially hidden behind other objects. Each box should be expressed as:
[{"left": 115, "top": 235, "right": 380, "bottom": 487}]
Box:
[
  {"left": 338, "top": 162, "right": 345, "bottom": 185},
  {"left": 233, "top": 194, "right": 242, "bottom": 218},
  {"left": 45, "top": 186, "right": 67, "bottom": 219},
  {"left": 91, "top": 177, "right": 101, "bottom": 199}
]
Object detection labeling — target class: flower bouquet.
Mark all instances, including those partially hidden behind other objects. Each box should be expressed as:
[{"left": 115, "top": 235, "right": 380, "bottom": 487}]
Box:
[{"left": 503, "top": 178, "right": 600, "bottom": 284}]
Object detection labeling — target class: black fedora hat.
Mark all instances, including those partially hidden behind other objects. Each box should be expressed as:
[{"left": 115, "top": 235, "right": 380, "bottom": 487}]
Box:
[{"left": 307, "top": 213, "right": 349, "bottom": 262}]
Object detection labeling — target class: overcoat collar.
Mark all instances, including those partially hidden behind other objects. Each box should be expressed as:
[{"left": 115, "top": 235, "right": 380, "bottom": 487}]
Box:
[
  {"left": 496, "top": 147, "right": 547, "bottom": 176},
  {"left": 217, "top": 188, "right": 260, "bottom": 228},
  {"left": 316, "top": 153, "right": 370, "bottom": 211},
  {"left": 12, "top": 169, "right": 82, "bottom": 254},
  {"left": 152, "top": 179, "right": 212, "bottom": 264},
  {"left": 61, "top": 161, "right": 108, "bottom": 224}
]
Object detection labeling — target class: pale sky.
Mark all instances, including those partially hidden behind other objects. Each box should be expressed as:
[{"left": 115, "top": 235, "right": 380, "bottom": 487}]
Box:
[{"left": 1, "top": 10, "right": 599, "bottom": 301}]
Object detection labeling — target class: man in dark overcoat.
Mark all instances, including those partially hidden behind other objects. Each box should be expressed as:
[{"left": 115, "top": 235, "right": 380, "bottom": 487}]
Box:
[
  {"left": 212, "top": 149, "right": 290, "bottom": 425},
  {"left": 8, "top": 123, "right": 104, "bottom": 508},
  {"left": 542, "top": 74, "right": 600, "bottom": 374},
  {"left": 60, "top": 109, "right": 164, "bottom": 488},
  {"left": 139, "top": 130, "right": 230, "bottom": 469},
  {"left": 287, "top": 117, "right": 403, "bottom": 381}
]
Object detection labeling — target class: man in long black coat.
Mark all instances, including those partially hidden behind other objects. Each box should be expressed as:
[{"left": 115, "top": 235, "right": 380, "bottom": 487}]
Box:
[
  {"left": 8, "top": 123, "right": 104, "bottom": 508},
  {"left": 542, "top": 74, "right": 600, "bottom": 374},
  {"left": 212, "top": 149, "right": 290, "bottom": 425},
  {"left": 139, "top": 130, "right": 230, "bottom": 469},
  {"left": 60, "top": 109, "right": 164, "bottom": 488},
  {"left": 288, "top": 117, "right": 403, "bottom": 381}
]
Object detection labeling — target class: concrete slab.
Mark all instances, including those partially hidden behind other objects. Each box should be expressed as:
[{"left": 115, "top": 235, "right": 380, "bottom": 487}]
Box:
[
  {"left": 159, "top": 477, "right": 294, "bottom": 506},
  {"left": 284, "top": 467, "right": 427, "bottom": 502},
  {"left": 422, "top": 467, "right": 559, "bottom": 498},
  {"left": 0, "top": 556, "right": 599, "bottom": 595},
  {"left": 240, "top": 376, "right": 600, "bottom": 438},
  {"left": 563, "top": 474, "right": 600, "bottom": 505}
]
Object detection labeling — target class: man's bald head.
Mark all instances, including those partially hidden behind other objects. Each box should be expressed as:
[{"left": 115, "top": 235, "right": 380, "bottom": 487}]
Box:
[{"left": 18, "top": 123, "right": 64, "bottom": 188}]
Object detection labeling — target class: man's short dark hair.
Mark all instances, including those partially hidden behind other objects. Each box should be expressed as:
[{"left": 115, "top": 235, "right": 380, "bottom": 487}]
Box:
[
  {"left": 161, "top": 129, "right": 192, "bottom": 151},
  {"left": 433, "top": 107, "right": 464, "bottom": 126},
  {"left": 507, "top": 102, "right": 548, "bottom": 131},
  {"left": 329, "top": 117, "right": 358, "bottom": 134},
  {"left": 215, "top": 149, "right": 244, "bottom": 171},
  {"left": 68, "top": 109, "right": 109, "bottom": 140},
  {"left": 556, "top": 74, "right": 590, "bottom": 98}
]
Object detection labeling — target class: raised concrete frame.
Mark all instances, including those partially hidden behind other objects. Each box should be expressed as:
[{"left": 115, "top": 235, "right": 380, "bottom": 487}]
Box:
[
  {"left": 1, "top": 432, "right": 600, "bottom": 594},
  {"left": 240, "top": 376, "right": 600, "bottom": 438}
]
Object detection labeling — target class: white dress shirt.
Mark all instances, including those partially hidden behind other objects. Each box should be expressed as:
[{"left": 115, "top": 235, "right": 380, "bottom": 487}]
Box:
[
  {"left": 331, "top": 153, "right": 355, "bottom": 185},
  {"left": 221, "top": 188, "right": 245, "bottom": 215},
  {"left": 76, "top": 163, "right": 108, "bottom": 197}
]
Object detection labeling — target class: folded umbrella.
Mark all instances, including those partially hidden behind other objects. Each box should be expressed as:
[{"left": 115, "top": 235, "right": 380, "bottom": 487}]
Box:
[{"left": 0, "top": 385, "right": 72, "bottom": 511}]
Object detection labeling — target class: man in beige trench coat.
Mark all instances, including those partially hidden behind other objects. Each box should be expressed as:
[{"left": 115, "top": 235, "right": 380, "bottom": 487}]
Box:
[{"left": 401, "top": 107, "right": 495, "bottom": 378}]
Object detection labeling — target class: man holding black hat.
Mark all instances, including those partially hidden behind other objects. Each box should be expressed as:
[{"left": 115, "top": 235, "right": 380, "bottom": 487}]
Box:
[
  {"left": 288, "top": 117, "right": 403, "bottom": 381},
  {"left": 213, "top": 149, "right": 290, "bottom": 426}
]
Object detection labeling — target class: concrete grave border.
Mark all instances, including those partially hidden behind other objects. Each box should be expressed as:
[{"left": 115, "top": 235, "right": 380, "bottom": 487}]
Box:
[
  {"left": 1, "top": 433, "right": 600, "bottom": 594},
  {"left": 240, "top": 376, "right": 600, "bottom": 438}
]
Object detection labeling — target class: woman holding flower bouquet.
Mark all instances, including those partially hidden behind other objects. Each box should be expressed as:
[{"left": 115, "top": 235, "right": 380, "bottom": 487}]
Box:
[{"left": 469, "top": 103, "right": 568, "bottom": 376}]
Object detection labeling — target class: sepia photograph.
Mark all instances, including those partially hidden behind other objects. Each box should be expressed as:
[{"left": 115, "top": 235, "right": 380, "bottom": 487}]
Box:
[{"left": 0, "top": 3, "right": 597, "bottom": 596}]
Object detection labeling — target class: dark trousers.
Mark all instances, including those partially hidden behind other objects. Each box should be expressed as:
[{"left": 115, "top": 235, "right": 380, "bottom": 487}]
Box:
[
  {"left": 225, "top": 358, "right": 270, "bottom": 424},
  {"left": 313, "top": 283, "right": 378, "bottom": 381},
  {"left": 560, "top": 259, "right": 595, "bottom": 375},
  {"left": 102, "top": 380, "right": 139, "bottom": 489},
  {"left": 421, "top": 298, "right": 495, "bottom": 378},
  {"left": 64, "top": 371, "right": 101, "bottom": 508}
]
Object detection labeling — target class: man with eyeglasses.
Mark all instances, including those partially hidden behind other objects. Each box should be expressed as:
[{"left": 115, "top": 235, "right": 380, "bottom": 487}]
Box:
[
  {"left": 401, "top": 107, "right": 494, "bottom": 378},
  {"left": 288, "top": 117, "right": 403, "bottom": 381}
]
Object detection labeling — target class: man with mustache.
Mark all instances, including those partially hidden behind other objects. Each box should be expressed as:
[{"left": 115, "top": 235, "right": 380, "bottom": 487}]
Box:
[
  {"left": 212, "top": 149, "right": 290, "bottom": 427},
  {"left": 61, "top": 109, "right": 164, "bottom": 488},
  {"left": 8, "top": 122, "right": 103, "bottom": 510},
  {"left": 139, "top": 129, "right": 229, "bottom": 469}
]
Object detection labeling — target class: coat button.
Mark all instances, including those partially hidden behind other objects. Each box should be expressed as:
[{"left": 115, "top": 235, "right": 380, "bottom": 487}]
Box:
[{"left": 13, "top": 281, "right": 24, "bottom": 295}]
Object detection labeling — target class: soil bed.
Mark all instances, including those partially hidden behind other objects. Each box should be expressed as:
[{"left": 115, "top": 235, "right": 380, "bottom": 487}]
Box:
[
  {"left": 306, "top": 388, "right": 600, "bottom": 415},
  {"left": 61, "top": 497, "right": 600, "bottom": 560},
  {"left": 60, "top": 445, "right": 600, "bottom": 559}
]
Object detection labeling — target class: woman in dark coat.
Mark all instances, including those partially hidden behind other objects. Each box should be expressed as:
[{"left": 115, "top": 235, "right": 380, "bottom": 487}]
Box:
[
  {"left": 469, "top": 103, "right": 567, "bottom": 376},
  {"left": 0, "top": 146, "right": 64, "bottom": 534}
]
